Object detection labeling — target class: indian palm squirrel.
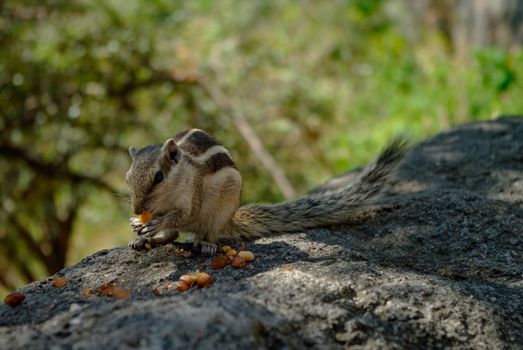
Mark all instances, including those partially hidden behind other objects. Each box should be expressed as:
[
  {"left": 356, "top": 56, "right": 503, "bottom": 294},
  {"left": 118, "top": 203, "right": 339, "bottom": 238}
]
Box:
[{"left": 126, "top": 129, "right": 408, "bottom": 255}]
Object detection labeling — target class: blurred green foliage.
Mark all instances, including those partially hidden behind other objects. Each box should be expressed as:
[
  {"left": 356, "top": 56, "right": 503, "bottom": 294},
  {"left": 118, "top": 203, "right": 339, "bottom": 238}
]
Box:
[{"left": 1, "top": 0, "right": 522, "bottom": 296}]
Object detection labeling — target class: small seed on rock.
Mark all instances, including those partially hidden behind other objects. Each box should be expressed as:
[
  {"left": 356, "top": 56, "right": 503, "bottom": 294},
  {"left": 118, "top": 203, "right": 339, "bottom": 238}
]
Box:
[
  {"left": 176, "top": 281, "right": 191, "bottom": 292},
  {"left": 195, "top": 272, "right": 213, "bottom": 287},
  {"left": 4, "top": 292, "right": 25, "bottom": 307},
  {"left": 231, "top": 256, "right": 246, "bottom": 268},
  {"left": 211, "top": 256, "right": 229, "bottom": 270},
  {"left": 237, "top": 251, "right": 254, "bottom": 262},
  {"left": 226, "top": 249, "right": 238, "bottom": 257}
]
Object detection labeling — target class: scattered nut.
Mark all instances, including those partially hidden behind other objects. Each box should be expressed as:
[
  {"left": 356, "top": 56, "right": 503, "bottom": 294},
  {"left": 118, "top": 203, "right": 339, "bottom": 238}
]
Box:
[
  {"left": 179, "top": 273, "right": 198, "bottom": 287},
  {"left": 112, "top": 287, "right": 131, "bottom": 299},
  {"left": 177, "top": 271, "right": 214, "bottom": 291},
  {"left": 153, "top": 282, "right": 176, "bottom": 296},
  {"left": 230, "top": 256, "right": 246, "bottom": 268},
  {"left": 81, "top": 287, "right": 93, "bottom": 296},
  {"left": 176, "top": 281, "right": 191, "bottom": 292},
  {"left": 195, "top": 272, "right": 213, "bottom": 287},
  {"left": 211, "top": 256, "right": 229, "bottom": 270},
  {"left": 226, "top": 249, "right": 238, "bottom": 257},
  {"left": 51, "top": 276, "right": 68, "bottom": 288},
  {"left": 95, "top": 283, "right": 132, "bottom": 299},
  {"left": 281, "top": 264, "right": 294, "bottom": 271},
  {"left": 237, "top": 251, "right": 254, "bottom": 262},
  {"left": 95, "top": 283, "right": 114, "bottom": 295},
  {"left": 4, "top": 292, "right": 25, "bottom": 307},
  {"left": 221, "top": 245, "right": 232, "bottom": 253}
]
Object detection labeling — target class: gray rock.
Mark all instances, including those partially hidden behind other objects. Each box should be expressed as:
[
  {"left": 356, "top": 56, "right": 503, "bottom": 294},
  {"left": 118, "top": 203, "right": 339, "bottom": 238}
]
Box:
[{"left": 1, "top": 116, "right": 522, "bottom": 349}]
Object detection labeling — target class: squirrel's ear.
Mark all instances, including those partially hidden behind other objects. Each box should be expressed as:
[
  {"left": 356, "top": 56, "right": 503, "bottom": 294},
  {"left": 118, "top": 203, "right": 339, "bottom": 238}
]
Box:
[
  {"left": 161, "top": 138, "right": 180, "bottom": 164},
  {"left": 129, "top": 146, "right": 137, "bottom": 159}
]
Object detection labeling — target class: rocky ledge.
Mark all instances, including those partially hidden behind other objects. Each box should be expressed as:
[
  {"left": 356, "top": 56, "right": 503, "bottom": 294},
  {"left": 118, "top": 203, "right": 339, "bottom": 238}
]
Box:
[{"left": 1, "top": 116, "right": 522, "bottom": 349}]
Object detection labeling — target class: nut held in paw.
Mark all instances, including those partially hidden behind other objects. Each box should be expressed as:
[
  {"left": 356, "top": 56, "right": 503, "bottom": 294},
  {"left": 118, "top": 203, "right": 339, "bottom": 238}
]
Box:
[{"left": 138, "top": 211, "right": 155, "bottom": 224}]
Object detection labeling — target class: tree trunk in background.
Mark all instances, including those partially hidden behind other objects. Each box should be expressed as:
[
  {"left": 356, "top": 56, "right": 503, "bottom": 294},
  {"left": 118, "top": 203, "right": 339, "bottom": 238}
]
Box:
[{"left": 403, "top": 0, "right": 523, "bottom": 52}]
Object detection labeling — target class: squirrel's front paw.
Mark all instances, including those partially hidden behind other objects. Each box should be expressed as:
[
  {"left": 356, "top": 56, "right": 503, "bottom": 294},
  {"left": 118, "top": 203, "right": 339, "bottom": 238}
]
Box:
[{"left": 130, "top": 217, "right": 158, "bottom": 236}]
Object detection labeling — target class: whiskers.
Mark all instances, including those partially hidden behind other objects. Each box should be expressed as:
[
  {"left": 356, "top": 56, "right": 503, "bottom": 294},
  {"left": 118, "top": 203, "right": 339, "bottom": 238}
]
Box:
[{"left": 113, "top": 192, "right": 131, "bottom": 210}]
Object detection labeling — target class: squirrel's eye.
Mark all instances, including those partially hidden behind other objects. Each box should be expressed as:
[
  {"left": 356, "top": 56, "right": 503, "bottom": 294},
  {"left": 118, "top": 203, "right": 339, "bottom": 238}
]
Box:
[{"left": 153, "top": 171, "right": 164, "bottom": 184}]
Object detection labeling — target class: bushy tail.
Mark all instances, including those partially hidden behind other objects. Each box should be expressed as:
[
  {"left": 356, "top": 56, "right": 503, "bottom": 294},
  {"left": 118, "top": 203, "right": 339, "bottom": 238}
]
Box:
[{"left": 226, "top": 135, "right": 409, "bottom": 239}]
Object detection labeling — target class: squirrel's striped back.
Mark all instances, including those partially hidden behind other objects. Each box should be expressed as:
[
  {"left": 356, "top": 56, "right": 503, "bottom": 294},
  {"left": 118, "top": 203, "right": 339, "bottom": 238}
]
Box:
[{"left": 175, "top": 129, "right": 237, "bottom": 174}]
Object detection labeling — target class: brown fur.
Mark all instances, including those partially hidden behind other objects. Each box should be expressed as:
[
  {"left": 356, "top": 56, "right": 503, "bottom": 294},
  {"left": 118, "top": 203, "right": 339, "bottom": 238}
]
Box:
[
  {"left": 205, "top": 152, "right": 237, "bottom": 173},
  {"left": 179, "top": 130, "right": 219, "bottom": 156},
  {"left": 172, "top": 130, "right": 190, "bottom": 142}
]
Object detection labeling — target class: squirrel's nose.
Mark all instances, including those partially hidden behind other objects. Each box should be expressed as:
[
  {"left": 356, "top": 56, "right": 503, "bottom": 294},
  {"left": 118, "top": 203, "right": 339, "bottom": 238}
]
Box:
[
  {"left": 132, "top": 202, "right": 146, "bottom": 215},
  {"left": 130, "top": 194, "right": 146, "bottom": 215}
]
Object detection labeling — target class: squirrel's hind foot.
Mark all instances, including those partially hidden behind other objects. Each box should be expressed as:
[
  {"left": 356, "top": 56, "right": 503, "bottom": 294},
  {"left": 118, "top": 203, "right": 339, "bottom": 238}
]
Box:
[
  {"left": 128, "top": 230, "right": 180, "bottom": 251},
  {"left": 192, "top": 239, "right": 217, "bottom": 256}
]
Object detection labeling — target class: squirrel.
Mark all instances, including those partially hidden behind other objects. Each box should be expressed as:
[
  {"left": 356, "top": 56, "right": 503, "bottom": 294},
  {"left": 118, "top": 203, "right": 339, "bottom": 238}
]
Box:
[{"left": 126, "top": 129, "right": 409, "bottom": 255}]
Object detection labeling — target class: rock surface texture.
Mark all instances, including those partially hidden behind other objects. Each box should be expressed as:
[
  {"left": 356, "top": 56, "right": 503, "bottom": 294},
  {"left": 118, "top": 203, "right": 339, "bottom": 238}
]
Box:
[{"left": 1, "top": 116, "right": 522, "bottom": 349}]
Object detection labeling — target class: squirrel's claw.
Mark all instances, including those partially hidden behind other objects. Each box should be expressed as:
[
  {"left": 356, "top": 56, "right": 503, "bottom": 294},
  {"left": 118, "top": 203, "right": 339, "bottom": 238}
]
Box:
[
  {"left": 193, "top": 239, "right": 217, "bottom": 256},
  {"left": 128, "top": 237, "right": 149, "bottom": 251},
  {"left": 129, "top": 217, "right": 158, "bottom": 236},
  {"left": 130, "top": 217, "right": 143, "bottom": 233},
  {"left": 131, "top": 225, "right": 142, "bottom": 234},
  {"left": 128, "top": 230, "right": 179, "bottom": 251},
  {"left": 140, "top": 221, "right": 158, "bottom": 234}
]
